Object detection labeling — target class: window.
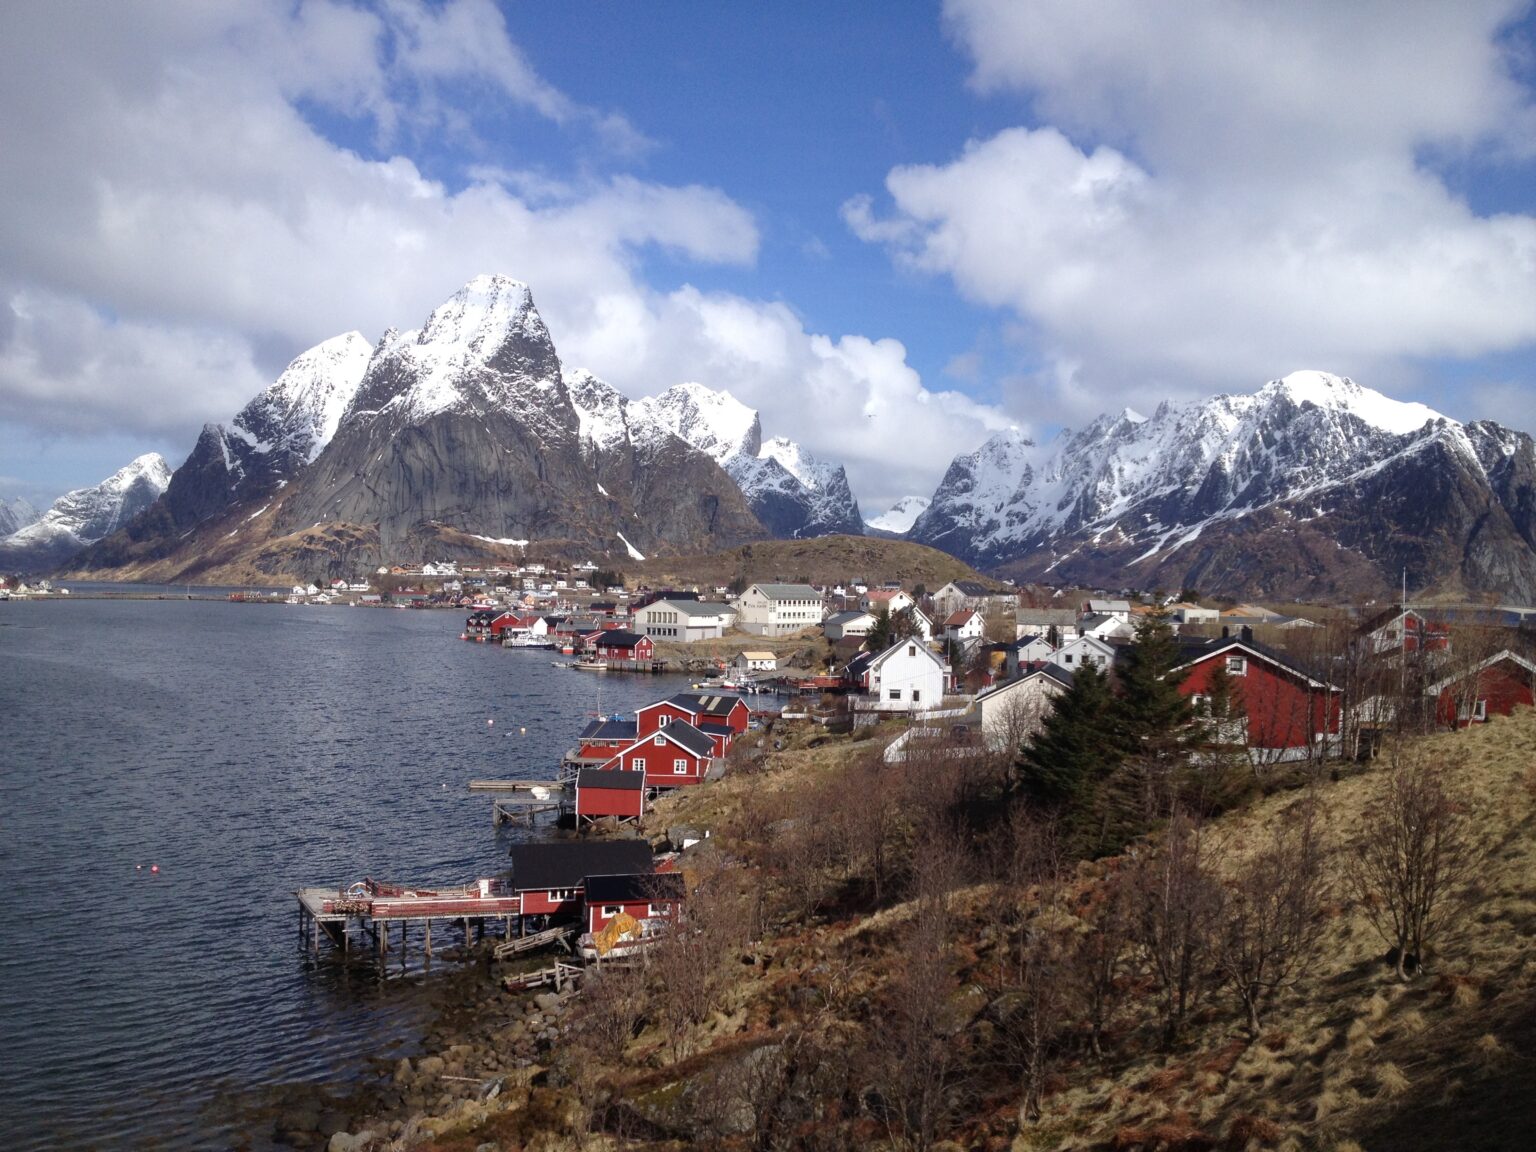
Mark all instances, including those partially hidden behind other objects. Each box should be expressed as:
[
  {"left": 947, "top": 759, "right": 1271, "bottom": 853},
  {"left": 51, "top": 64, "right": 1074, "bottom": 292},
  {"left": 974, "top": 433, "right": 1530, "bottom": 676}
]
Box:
[
  {"left": 547, "top": 888, "right": 574, "bottom": 902},
  {"left": 1064, "top": 654, "right": 1074, "bottom": 664},
  {"left": 888, "top": 688, "right": 903, "bottom": 701},
  {"left": 908, "top": 644, "right": 916, "bottom": 657},
  {"left": 673, "top": 758, "right": 688, "bottom": 774},
  {"left": 1226, "top": 656, "right": 1247, "bottom": 675},
  {"left": 1474, "top": 698, "right": 1488, "bottom": 721},
  {"left": 654, "top": 734, "right": 665, "bottom": 745},
  {"left": 632, "top": 757, "right": 646, "bottom": 773},
  {"left": 658, "top": 714, "right": 669, "bottom": 726},
  {"left": 647, "top": 903, "right": 666, "bottom": 918},
  {"left": 601, "top": 905, "right": 623, "bottom": 918},
  {"left": 911, "top": 689, "right": 921, "bottom": 703}
]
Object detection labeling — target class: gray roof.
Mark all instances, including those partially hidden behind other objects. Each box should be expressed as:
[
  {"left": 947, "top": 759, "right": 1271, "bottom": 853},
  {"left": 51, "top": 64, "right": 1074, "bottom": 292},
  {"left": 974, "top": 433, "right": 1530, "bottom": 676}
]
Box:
[
  {"left": 1015, "top": 608, "right": 1076, "bottom": 625},
  {"left": 749, "top": 583, "right": 822, "bottom": 600},
  {"left": 824, "top": 609, "right": 874, "bottom": 625},
  {"left": 652, "top": 719, "right": 717, "bottom": 758},
  {"left": 577, "top": 768, "right": 644, "bottom": 791},
  {"left": 642, "top": 599, "right": 736, "bottom": 617}
]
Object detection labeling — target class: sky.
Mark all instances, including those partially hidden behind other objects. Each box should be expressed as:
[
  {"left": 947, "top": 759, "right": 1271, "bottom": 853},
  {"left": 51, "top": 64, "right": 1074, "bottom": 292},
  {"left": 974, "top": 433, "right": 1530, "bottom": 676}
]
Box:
[{"left": 3, "top": 0, "right": 1536, "bottom": 517}]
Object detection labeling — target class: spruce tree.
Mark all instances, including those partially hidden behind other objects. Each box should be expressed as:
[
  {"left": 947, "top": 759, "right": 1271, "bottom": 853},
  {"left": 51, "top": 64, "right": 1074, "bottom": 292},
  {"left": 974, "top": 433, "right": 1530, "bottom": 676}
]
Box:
[
  {"left": 1019, "top": 663, "right": 1121, "bottom": 845},
  {"left": 1114, "top": 609, "right": 1193, "bottom": 755}
]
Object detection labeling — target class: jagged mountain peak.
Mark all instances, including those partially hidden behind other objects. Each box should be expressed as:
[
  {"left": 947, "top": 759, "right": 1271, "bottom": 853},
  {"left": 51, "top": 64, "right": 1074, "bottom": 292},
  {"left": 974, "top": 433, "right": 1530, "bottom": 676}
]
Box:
[
  {"left": 1, "top": 453, "right": 171, "bottom": 570},
  {"left": 0, "top": 496, "right": 40, "bottom": 536},
  {"left": 912, "top": 370, "right": 1536, "bottom": 599},
  {"left": 640, "top": 382, "right": 762, "bottom": 463},
  {"left": 1256, "top": 370, "right": 1440, "bottom": 435},
  {"left": 234, "top": 331, "right": 371, "bottom": 464},
  {"left": 348, "top": 274, "right": 565, "bottom": 427}
]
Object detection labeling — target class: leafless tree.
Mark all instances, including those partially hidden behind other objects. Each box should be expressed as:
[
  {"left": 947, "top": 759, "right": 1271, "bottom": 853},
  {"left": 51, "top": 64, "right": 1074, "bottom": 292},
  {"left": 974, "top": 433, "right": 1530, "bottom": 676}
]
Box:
[
  {"left": 1213, "top": 793, "right": 1330, "bottom": 1035},
  {"left": 868, "top": 827, "right": 968, "bottom": 1151},
  {"left": 989, "top": 810, "right": 1074, "bottom": 1124},
  {"left": 1128, "top": 812, "right": 1224, "bottom": 1048},
  {"left": 646, "top": 861, "right": 752, "bottom": 1059},
  {"left": 1345, "top": 745, "right": 1482, "bottom": 979},
  {"left": 1072, "top": 864, "right": 1137, "bottom": 1060}
]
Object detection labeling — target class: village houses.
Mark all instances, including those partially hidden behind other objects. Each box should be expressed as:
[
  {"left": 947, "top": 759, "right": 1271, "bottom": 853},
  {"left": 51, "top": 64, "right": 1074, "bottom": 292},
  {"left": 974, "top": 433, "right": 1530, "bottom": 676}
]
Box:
[
  {"left": 630, "top": 598, "right": 738, "bottom": 642},
  {"left": 732, "top": 583, "right": 825, "bottom": 636}
]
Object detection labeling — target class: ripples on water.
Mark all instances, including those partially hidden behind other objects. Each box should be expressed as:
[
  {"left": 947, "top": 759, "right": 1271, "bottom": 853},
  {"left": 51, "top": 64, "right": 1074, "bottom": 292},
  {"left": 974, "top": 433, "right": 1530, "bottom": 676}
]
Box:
[{"left": 0, "top": 599, "right": 698, "bottom": 1150}]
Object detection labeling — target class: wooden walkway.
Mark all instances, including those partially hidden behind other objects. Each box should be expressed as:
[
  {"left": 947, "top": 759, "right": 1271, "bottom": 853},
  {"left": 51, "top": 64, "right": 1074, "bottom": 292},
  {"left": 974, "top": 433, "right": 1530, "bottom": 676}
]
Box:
[
  {"left": 296, "top": 883, "right": 523, "bottom": 968},
  {"left": 503, "top": 960, "right": 583, "bottom": 992},
  {"left": 493, "top": 923, "right": 576, "bottom": 960}
]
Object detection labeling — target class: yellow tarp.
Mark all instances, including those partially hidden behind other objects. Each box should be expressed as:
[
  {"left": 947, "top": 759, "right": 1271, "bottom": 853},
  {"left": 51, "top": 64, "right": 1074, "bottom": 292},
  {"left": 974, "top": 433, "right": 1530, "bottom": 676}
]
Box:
[{"left": 592, "top": 911, "right": 642, "bottom": 956}]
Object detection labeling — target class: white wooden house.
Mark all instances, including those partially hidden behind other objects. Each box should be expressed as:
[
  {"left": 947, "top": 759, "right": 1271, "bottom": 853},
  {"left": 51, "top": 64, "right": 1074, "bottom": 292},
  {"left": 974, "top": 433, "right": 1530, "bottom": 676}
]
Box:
[
  {"left": 731, "top": 584, "right": 825, "bottom": 637},
  {"left": 847, "top": 640, "right": 949, "bottom": 713},
  {"left": 1050, "top": 634, "right": 1116, "bottom": 674},
  {"left": 974, "top": 664, "right": 1073, "bottom": 750}
]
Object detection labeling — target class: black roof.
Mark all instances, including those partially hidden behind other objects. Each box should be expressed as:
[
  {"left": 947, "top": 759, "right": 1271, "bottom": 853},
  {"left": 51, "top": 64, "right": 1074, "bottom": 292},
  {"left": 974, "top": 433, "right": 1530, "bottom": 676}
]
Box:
[
  {"left": 661, "top": 691, "right": 747, "bottom": 717},
  {"left": 577, "top": 768, "right": 644, "bottom": 791},
  {"left": 597, "top": 630, "right": 648, "bottom": 648},
  {"left": 578, "top": 718, "right": 639, "bottom": 741},
  {"left": 697, "top": 721, "right": 733, "bottom": 737},
  {"left": 508, "top": 841, "right": 654, "bottom": 891},
  {"left": 585, "top": 872, "right": 686, "bottom": 904},
  {"left": 653, "top": 719, "right": 715, "bottom": 758}
]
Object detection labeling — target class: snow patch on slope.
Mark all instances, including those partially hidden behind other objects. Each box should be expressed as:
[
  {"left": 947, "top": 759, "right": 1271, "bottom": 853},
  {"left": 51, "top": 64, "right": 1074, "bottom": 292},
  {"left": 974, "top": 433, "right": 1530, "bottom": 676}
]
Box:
[
  {"left": 4, "top": 454, "right": 172, "bottom": 551},
  {"left": 865, "top": 496, "right": 931, "bottom": 534}
]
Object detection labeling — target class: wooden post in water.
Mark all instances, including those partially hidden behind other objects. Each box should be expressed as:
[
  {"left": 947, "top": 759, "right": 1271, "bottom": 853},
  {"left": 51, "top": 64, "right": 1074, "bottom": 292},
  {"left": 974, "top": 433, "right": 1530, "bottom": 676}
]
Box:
[{"left": 424, "top": 918, "right": 432, "bottom": 957}]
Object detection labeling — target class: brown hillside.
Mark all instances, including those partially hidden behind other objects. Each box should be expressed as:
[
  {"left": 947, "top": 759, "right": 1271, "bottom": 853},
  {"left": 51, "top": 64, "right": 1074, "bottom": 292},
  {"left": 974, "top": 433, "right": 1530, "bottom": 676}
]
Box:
[{"left": 634, "top": 533, "right": 999, "bottom": 590}]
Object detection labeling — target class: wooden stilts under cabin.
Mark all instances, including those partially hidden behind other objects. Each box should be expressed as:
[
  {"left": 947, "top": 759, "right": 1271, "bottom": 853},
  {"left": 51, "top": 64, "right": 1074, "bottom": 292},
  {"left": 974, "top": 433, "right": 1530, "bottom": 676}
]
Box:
[{"left": 295, "top": 879, "right": 523, "bottom": 973}]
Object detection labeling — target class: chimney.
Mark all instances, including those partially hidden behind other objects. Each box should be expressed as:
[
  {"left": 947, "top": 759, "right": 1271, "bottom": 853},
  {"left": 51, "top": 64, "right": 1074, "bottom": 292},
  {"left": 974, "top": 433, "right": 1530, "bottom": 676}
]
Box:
[
  {"left": 1241, "top": 625, "right": 1253, "bottom": 644},
  {"left": 1221, "top": 625, "right": 1230, "bottom": 638}
]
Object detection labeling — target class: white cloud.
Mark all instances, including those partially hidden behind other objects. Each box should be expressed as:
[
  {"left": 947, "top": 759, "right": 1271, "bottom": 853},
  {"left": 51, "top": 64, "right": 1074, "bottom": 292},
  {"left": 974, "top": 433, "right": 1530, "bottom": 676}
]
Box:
[
  {"left": 0, "top": 0, "right": 1009, "bottom": 511},
  {"left": 848, "top": 0, "right": 1536, "bottom": 421}
]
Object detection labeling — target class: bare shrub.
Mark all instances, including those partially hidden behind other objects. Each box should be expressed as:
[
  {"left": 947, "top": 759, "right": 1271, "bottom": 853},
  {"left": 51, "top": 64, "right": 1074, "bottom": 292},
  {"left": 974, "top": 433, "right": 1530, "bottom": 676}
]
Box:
[
  {"left": 1213, "top": 794, "right": 1330, "bottom": 1035},
  {"left": 1345, "top": 747, "right": 1482, "bottom": 979},
  {"left": 1128, "top": 813, "right": 1224, "bottom": 1049}
]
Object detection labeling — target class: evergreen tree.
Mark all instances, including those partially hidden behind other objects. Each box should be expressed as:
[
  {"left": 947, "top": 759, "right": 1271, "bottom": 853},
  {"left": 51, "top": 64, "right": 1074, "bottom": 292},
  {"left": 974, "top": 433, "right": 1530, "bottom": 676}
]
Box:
[
  {"left": 865, "top": 604, "right": 893, "bottom": 652},
  {"left": 1019, "top": 663, "right": 1122, "bottom": 850},
  {"left": 1113, "top": 610, "right": 1193, "bottom": 755}
]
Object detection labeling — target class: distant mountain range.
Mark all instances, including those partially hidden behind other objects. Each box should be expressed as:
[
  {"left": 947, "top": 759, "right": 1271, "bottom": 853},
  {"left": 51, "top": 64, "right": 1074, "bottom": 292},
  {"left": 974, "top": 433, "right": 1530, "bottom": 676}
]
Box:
[
  {"left": 907, "top": 371, "right": 1536, "bottom": 601},
  {"left": 61, "top": 276, "right": 862, "bottom": 583},
  {"left": 0, "top": 456, "right": 170, "bottom": 572},
  {"left": 21, "top": 275, "right": 1536, "bottom": 602}
]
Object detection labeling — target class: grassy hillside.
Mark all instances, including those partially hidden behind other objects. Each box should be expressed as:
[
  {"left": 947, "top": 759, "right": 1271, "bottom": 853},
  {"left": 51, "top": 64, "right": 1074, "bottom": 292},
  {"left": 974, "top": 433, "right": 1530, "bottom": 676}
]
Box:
[{"left": 634, "top": 533, "right": 999, "bottom": 591}]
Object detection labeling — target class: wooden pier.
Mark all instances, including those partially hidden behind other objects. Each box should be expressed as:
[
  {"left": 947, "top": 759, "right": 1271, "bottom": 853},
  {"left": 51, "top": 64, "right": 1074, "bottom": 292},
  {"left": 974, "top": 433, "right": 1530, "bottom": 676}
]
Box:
[
  {"left": 502, "top": 960, "right": 583, "bottom": 992},
  {"left": 296, "top": 879, "right": 524, "bottom": 968}
]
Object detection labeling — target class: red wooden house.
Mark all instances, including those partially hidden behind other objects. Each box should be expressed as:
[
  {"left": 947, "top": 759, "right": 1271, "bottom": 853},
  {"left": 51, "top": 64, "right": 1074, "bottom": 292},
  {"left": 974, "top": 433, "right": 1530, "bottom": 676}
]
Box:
[
  {"left": 1171, "top": 634, "right": 1340, "bottom": 760},
  {"left": 570, "top": 718, "right": 640, "bottom": 764},
  {"left": 575, "top": 768, "right": 646, "bottom": 824},
  {"left": 1358, "top": 606, "right": 1452, "bottom": 654},
  {"left": 593, "top": 630, "right": 655, "bottom": 662},
  {"left": 506, "top": 841, "right": 654, "bottom": 922},
  {"left": 636, "top": 692, "right": 751, "bottom": 739},
  {"left": 1425, "top": 650, "right": 1536, "bottom": 727},
  {"left": 583, "top": 872, "right": 686, "bottom": 935},
  {"left": 598, "top": 719, "right": 717, "bottom": 787}
]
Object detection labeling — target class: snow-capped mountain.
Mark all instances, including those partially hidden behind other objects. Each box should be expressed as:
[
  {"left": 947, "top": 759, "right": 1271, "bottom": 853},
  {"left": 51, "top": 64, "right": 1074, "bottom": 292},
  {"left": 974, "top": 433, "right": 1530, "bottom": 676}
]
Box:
[
  {"left": 642, "top": 383, "right": 864, "bottom": 537},
  {"left": 911, "top": 371, "right": 1536, "bottom": 600},
  {"left": 0, "top": 454, "right": 171, "bottom": 571},
  {"left": 75, "top": 276, "right": 769, "bottom": 580},
  {"left": 865, "top": 496, "right": 931, "bottom": 536},
  {"left": 157, "top": 332, "right": 372, "bottom": 531},
  {"left": 0, "top": 496, "right": 39, "bottom": 537}
]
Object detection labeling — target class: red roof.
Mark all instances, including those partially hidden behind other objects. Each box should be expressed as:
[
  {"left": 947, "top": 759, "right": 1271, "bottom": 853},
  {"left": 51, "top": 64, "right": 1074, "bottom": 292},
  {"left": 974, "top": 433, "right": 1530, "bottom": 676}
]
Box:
[{"left": 943, "top": 609, "right": 978, "bottom": 627}]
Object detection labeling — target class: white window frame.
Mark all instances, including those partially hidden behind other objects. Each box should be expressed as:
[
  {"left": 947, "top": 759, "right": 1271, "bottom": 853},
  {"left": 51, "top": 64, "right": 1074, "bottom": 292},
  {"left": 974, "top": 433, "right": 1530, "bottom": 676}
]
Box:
[
  {"left": 632, "top": 756, "right": 646, "bottom": 773},
  {"left": 601, "top": 905, "right": 623, "bottom": 918},
  {"left": 1226, "top": 655, "right": 1248, "bottom": 675},
  {"left": 673, "top": 757, "right": 688, "bottom": 774},
  {"left": 1473, "top": 698, "right": 1488, "bottom": 721},
  {"left": 888, "top": 688, "right": 903, "bottom": 701}
]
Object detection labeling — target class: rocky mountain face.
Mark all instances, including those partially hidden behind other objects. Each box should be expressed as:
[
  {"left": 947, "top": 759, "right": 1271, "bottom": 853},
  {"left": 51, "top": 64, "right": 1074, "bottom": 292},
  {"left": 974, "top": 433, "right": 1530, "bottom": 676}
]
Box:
[
  {"left": 160, "top": 332, "right": 372, "bottom": 531},
  {"left": 910, "top": 371, "right": 1536, "bottom": 601},
  {"left": 642, "top": 383, "right": 864, "bottom": 537},
  {"left": 1, "top": 455, "right": 171, "bottom": 571},
  {"left": 0, "top": 497, "right": 39, "bottom": 537},
  {"left": 74, "top": 276, "right": 772, "bottom": 581}
]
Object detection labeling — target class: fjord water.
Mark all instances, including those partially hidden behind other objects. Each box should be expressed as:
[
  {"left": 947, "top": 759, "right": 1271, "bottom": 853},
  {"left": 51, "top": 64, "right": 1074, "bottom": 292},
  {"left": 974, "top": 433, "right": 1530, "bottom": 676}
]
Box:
[{"left": 0, "top": 599, "right": 694, "bottom": 1150}]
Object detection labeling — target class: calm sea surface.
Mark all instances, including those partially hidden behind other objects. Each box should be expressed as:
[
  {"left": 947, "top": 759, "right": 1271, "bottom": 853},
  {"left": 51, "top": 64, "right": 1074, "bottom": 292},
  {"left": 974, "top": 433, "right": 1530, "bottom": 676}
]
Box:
[{"left": 0, "top": 598, "right": 697, "bottom": 1150}]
